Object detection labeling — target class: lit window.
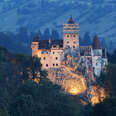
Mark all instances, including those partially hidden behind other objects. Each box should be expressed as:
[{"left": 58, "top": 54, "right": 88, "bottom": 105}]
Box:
[
  {"left": 67, "top": 41, "right": 69, "bottom": 44},
  {"left": 73, "top": 35, "right": 76, "bottom": 37},
  {"left": 53, "top": 45, "right": 56, "bottom": 48},
  {"left": 73, "top": 41, "right": 76, "bottom": 44}
]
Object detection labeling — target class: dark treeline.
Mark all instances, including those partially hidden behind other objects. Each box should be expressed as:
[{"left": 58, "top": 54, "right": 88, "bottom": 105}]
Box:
[
  {"left": 79, "top": 32, "right": 109, "bottom": 50},
  {"left": 0, "top": 27, "right": 110, "bottom": 54},
  {"left": 1, "top": 47, "right": 116, "bottom": 116},
  {"left": 0, "top": 28, "right": 116, "bottom": 116},
  {"left": 0, "top": 47, "right": 83, "bottom": 116},
  {"left": 86, "top": 50, "right": 116, "bottom": 116},
  {"left": 79, "top": 32, "right": 92, "bottom": 46},
  {"left": 0, "top": 27, "right": 60, "bottom": 54},
  {"left": 0, "top": 47, "right": 116, "bottom": 116}
]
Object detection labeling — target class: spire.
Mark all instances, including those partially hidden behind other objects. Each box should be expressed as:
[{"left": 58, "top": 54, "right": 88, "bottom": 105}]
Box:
[
  {"left": 32, "top": 36, "right": 39, "bottom": 42},
  {"left": 68, "top": 15, "right": 75, "bottom": 24},
  {"left": 92, "top": 35, "right": 101, "bottom": 49}
]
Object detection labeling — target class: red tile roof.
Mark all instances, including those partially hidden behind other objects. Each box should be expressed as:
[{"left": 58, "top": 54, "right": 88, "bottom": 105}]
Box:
[
  {"left": 92, "top": 35, "right": 101, "bottom": 49},
  {"left": 68, "top": 16, "right": 75, "bottom": 24}
]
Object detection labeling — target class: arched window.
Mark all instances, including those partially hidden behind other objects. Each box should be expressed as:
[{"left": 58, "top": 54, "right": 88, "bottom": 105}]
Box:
[
  {"left": 67, "top": 35, "right": 69, "bottom": 37},
  {"left": 73, "top": 35, "right": 76, "bottom": 37}
]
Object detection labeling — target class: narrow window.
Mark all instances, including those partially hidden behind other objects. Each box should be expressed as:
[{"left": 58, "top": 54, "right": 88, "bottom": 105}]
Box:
[
  {"left": 56, "top": 57, "right": 58, "bottom": 60},
  {"left": 43, "top": 57, "right": 46, "bottom": 60},
  {"left": 73, "top": 46, "right": 75, "bottom": 48},
  {"left": 46, "top": 64, "right": 48, "bottom": 67},
  {"left": 67, "top": 41, "right": 69, "bottom": 44},
  {"left": 73, "top": 41, "right": 76, "bottom": 44},
  {"left": 73, "top": 35, "right": 76, "bottom": 37}
]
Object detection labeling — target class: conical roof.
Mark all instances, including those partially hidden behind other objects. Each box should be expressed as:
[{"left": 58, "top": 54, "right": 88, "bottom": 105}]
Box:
[
  {"left": 92, "top": 35, "right": 101, "bottom": 49},
  {"left": 68, "top": 16, "right": 75, "bottom": 24}
]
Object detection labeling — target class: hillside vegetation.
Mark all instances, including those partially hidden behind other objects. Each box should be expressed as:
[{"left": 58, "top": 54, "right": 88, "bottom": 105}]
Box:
[
  {"left": 0, "top": 47, "right": 83, "bottom": 116},
  {"left": 0, "top": 46, "right": 116, "bottom": 116}
]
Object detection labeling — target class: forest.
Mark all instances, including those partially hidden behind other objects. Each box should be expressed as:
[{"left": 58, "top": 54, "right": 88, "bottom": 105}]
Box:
[{"left": 0, "top": 47, "right": 116, "bottom": 116}]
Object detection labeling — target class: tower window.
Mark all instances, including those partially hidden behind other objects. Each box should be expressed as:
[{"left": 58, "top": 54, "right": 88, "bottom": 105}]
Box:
[
  {"left": 73, "top": 41, "right": 76, "bottom": 44},
  {"left": 46, "top": 64, "right": 48, "bottom": 67},
  {"left": 56, "top": 57, "right": 58, "bottom": 60},
  {"left": 73, "top": 35, "right": 76, "bottom": 37},
  {"left": 67, "top": 35, "right": 69, "bottom": 37},
  {"left": 53, "top": 64, "right": 55, "bottom": 66},
  {"left": 43, "top": 57, "right": 46, "bottom": 60},
  {"left": 53, "top": 52, "right": 55, "bottom": 54},
  {"left": 56, "top": 64, "right": 58, "bottom": 66},
  {"left": 53, "top": 45, "right": 56, "bottom": 48}
]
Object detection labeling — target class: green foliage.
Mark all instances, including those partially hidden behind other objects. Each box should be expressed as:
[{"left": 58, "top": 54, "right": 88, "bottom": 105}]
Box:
[
  {"left": 5, "top": 78, "right": 83, "bottom": 116},
  {"left": 100, "top": 64, "right": 116, "bottom": 96},
  {"left": 0, "top": 109, "right": 9, "bottom": 116},
  {"left": 10, "top": 94, "right": 34, "bottom": 116},
  {"left": 89, "top": 97, "right": 116, "bottom": 116},
  {"left": 0, "top": 47, "right": 83, "bottom": 116},
  {"left": 108, "top": 50, "right": 116, "bottom": 64},
  {"left": 0, "top": 47, "right": 8, "bottom": 62}
]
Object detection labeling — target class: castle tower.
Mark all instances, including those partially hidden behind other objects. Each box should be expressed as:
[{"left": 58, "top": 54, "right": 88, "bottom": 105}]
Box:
[
  {"left": 63, "top": 16, "right": 79, "bottom": 50},
  {"left": 31, "top": 36, "right": 39, "bottom": 57},
  {"left": 92, "top": 35, "right": 101, "bottom": 50},
  {"left": 92, "top": 35, "right": 102, "bottom": 56}
]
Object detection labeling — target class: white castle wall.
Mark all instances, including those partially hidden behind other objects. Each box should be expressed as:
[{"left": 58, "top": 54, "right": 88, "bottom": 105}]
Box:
[{"left": 37, "top": 48, "right": 64, "bottom": 70}]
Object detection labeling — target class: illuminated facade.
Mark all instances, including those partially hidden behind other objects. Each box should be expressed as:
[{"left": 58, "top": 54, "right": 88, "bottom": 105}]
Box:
[
  {"left": 63, "top": 16, "right": 79, "bottom": 50},
  {"left": 31, "top": 16, "right": 108, "bottom": 77}
]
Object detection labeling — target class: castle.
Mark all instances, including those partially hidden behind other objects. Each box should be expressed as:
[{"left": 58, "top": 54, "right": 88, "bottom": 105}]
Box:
[{"left": 31, "top": 16, "right": 108, "bottom": 77}]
